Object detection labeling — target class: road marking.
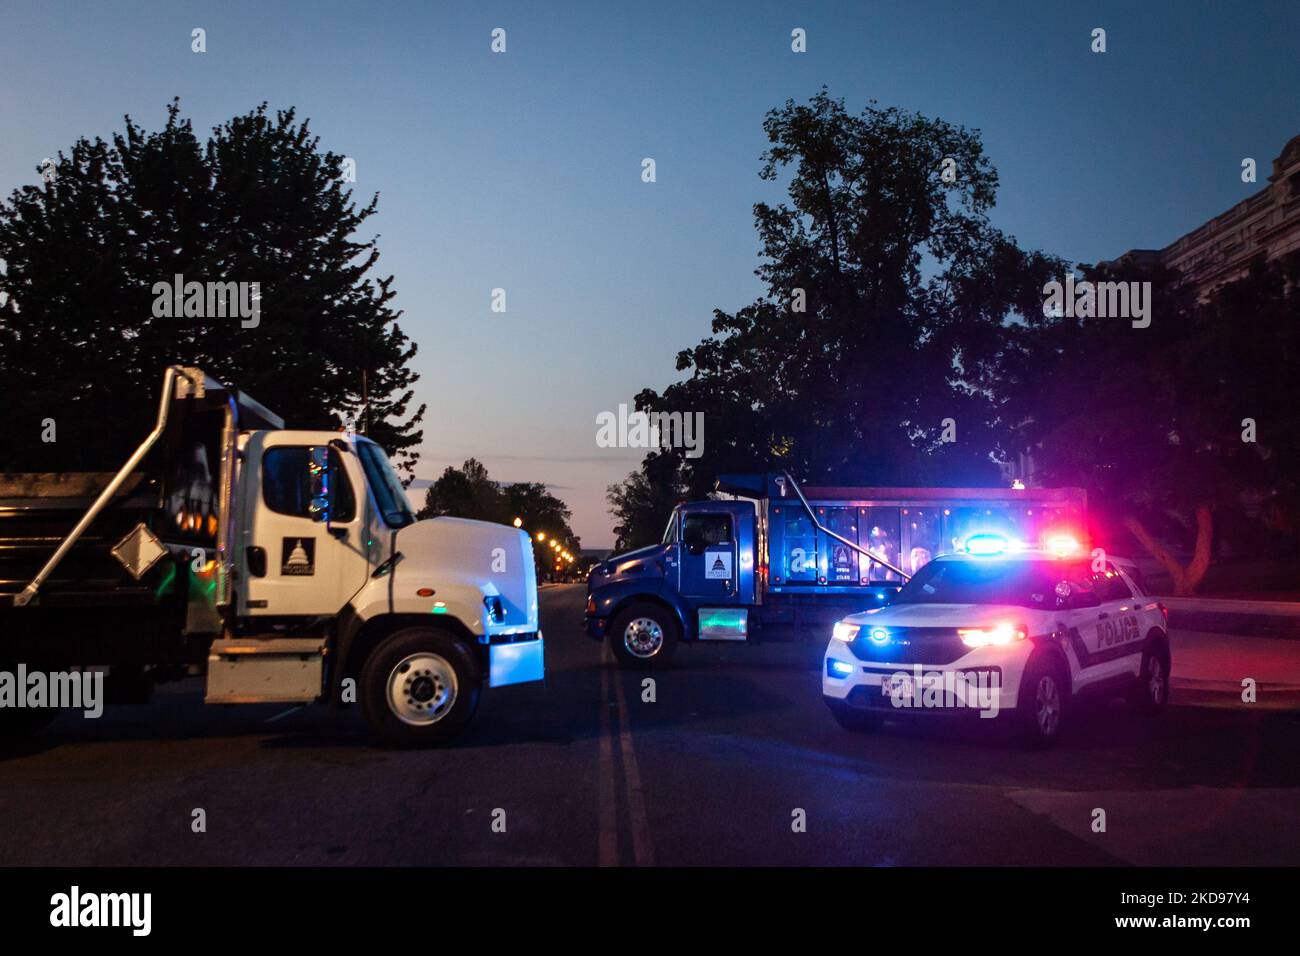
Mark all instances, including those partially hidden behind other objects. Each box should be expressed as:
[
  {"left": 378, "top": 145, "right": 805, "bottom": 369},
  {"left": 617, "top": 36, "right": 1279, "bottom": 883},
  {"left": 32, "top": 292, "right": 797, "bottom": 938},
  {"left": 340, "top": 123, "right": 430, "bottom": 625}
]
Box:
[
  {"left": 265, "top": 705, "right": 303, "bottom": 723},
  {"left": 610, "top": 656, "right": 655, "bottom": 866},
  {"left": 597, "top": 648, "right": 618, "bottom": 866}
]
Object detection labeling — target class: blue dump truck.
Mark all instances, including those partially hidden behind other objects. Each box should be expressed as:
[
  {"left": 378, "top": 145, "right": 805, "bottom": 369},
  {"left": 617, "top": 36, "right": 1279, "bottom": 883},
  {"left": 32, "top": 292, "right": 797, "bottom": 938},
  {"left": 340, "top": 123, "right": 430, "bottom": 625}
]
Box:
[{"left": 585, "top": 472, "right": 1087, "bottom": 666}]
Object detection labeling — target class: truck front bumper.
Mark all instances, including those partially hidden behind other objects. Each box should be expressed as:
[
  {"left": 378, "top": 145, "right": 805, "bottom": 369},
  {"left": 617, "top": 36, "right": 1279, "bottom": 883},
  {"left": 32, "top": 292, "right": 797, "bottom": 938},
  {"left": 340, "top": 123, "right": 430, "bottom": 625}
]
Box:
[{"left": 488, "top": 631, "right": 544, "bottom": 688}]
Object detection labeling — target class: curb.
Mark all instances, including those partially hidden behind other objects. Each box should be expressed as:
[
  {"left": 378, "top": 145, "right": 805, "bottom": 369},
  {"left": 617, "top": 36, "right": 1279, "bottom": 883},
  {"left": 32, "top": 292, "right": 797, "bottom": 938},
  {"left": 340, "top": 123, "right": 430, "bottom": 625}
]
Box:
[
  {"left": 1168, "top": 609, "right": 1300, "bottom": 639},
  {"left": 1171, "top": 677, "right": 1300, "bottom": 711}
]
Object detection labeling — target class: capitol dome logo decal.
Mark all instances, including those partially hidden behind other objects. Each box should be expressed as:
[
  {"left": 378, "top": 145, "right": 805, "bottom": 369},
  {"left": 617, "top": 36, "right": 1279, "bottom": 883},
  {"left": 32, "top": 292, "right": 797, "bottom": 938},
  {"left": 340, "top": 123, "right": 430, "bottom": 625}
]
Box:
[{"left": 281, "top": 537, "right": 316, "bottom": 576}]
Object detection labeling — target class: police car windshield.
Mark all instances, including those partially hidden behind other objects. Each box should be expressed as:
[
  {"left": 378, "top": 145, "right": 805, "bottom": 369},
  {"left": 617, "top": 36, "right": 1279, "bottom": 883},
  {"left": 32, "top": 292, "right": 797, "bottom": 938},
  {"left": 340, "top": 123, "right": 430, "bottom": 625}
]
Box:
[{"left": 892, "top": 558, "right": 1064, "bottom": 608}]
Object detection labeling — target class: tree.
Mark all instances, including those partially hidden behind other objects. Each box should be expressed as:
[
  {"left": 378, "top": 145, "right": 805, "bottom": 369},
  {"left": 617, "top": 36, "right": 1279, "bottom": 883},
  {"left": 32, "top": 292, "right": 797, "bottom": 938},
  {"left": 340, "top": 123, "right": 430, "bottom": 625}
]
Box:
[
  {"left": 504, "top": 482, "right": 578, "bottom": 547},
  {"left": 419, "top": 459, "right": 583, "bottom": 563},
  {"left": 0, "top": 100, "right": 425, "bottom": 475},
  {"left": 619, "top": 89, "right": 1060, "bottom": 504},
  {"left": 419, "top": 459, "right": 509, "bottom": 524},
  {"left": 1010, "top": 253, "right": 1300, "bottom": 594},
  {"left": 606, "top": 452, "right": 689, "bottom": 553}
]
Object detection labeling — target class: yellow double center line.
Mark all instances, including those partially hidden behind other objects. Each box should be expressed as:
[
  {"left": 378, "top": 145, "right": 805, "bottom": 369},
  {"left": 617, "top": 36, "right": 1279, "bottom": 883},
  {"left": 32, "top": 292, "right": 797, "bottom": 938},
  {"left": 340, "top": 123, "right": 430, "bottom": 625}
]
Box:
[{"left": 598, "top": 643, "right": 655, "bottom": 866}]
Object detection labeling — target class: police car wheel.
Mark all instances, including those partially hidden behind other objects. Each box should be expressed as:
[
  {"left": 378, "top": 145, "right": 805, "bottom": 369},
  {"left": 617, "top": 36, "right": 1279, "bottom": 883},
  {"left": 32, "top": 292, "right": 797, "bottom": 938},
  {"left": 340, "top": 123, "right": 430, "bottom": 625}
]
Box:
[
  {"left": 360, "top": 627, "right": 481, "bottom": 748},
  {"left": 609, "top": 604, "right": 678, "bottom": 668},
  {"left": 1016, "top": 655, "right": 1068, "bottom": 747},
  {"left": 828, "top": 701, "right": 882, "bottom": 733},
  {"left": 1130, "top": 644, "right": 1170, "bottom": 716}
]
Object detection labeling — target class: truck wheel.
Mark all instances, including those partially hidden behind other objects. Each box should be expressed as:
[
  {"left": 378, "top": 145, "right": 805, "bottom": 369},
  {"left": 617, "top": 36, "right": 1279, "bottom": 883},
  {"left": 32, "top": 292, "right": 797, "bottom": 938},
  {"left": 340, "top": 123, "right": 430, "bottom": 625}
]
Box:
[
  {"left": 827, "top": 701, "right": 882, "bottom": 733},
  {"left": 359, "top": 627, "right": 481, "bottom": 748},
  {"left": 1129, "top": 643, "right": 1170, "bottom": 716},
  {"left": 609, "top": 603, "right": 679, "bottom": 668},
  {"left": 1016, "top": 653, "right": 1069, "bottom": 748}
]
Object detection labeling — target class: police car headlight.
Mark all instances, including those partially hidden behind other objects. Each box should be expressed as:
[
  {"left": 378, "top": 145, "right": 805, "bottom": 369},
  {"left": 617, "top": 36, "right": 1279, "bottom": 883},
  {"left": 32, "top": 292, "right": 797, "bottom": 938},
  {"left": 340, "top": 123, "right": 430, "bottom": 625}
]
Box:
[
  {"left": 957, "top": 621, "right": 1027, "bottom": 648},
  {"left": 832, "top": 622, "right": 860, "bottom": 643}
]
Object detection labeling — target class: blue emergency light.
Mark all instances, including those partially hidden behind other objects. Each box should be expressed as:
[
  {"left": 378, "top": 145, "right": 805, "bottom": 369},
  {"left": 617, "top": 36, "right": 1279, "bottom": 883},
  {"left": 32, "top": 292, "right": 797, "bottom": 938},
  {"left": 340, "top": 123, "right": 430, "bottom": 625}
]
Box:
[
  {"left": 828, "top": 659, "right": 854, "bottom": 678},
  {"left": 963, "top": 532, "right": 1012, "bottom": 556}
]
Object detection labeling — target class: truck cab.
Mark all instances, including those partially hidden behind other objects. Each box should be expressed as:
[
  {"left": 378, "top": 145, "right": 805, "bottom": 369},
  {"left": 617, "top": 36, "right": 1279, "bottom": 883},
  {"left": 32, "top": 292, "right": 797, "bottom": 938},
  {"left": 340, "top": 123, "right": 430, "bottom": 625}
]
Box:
[
  {"left": 586, "top": 500, "right": 756, "bottom": 665},
  {"left": 1, "top": 367, "right": 542, "bottom": 746}
]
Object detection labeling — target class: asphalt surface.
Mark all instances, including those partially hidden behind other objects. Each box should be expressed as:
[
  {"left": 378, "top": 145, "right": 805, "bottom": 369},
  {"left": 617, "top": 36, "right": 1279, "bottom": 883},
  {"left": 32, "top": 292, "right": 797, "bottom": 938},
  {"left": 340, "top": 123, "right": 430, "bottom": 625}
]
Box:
[{"left": 2, "top": 583, "right": 1297, "bottom": 866}]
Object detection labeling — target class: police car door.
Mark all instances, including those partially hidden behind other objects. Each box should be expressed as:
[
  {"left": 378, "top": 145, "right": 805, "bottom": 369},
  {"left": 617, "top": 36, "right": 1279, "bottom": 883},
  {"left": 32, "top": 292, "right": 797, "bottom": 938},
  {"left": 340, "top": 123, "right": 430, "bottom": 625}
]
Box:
[
  {"left": 1054, "top": 562, "right": 1104, "bottom": 686},
  {"left": 1087, "top": 564, "right": 1145, "bottom": 682}
]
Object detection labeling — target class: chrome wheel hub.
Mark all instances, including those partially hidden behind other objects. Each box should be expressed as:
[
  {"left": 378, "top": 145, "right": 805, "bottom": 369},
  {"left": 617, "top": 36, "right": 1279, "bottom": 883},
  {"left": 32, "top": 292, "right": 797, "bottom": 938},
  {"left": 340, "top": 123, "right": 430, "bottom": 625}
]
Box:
[
  {"left": 623, "top": 617, "right": 664, "bottom": 658},
  {"left": 1147, "top": 656, "right": 1165, "bottom": 703},
  {"left": 387, "top": 652, "right": 457, "bottom": 726},
  {"left": 1035, "top": 675, "right": 1061, "bottom": 736}
]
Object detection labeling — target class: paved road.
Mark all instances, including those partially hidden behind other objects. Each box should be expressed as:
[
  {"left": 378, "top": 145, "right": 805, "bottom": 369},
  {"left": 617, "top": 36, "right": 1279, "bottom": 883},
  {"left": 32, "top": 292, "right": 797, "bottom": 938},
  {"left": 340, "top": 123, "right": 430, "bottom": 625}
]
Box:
[{"left": 2, "top": 584, "right": 1297, "bottom": 866}]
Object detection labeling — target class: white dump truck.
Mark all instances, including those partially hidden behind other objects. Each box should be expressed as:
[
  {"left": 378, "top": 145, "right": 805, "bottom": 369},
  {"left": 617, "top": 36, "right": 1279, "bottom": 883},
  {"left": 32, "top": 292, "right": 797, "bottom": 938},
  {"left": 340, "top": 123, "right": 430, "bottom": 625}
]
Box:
[{"left": 0, "top": 366, "right": 542, "bottom": 746}]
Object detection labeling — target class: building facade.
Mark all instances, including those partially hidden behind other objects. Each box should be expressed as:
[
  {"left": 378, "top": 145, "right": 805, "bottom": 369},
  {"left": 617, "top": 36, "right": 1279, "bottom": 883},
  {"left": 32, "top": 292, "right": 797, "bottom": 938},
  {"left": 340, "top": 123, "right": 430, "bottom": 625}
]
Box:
[{"left": 1101, "top": 134, "right": 1300, "bottom": 299}]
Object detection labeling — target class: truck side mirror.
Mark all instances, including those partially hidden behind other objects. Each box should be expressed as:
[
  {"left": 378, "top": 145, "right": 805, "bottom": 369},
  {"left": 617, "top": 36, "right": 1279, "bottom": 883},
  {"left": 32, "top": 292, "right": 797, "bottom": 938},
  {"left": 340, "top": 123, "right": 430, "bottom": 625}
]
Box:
[{"left": 307, "top": 447, "right": 330, "bottom": 523}]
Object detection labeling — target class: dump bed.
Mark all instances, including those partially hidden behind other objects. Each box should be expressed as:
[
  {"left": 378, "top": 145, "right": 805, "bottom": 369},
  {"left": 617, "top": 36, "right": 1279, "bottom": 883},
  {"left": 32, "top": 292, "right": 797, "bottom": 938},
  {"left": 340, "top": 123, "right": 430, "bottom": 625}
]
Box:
[
  {"left": 752, "top": 478, "right": 1087, "bottom": 596},
  {"left": 0, "top": 472, "right": 174, "bottom": 608}
]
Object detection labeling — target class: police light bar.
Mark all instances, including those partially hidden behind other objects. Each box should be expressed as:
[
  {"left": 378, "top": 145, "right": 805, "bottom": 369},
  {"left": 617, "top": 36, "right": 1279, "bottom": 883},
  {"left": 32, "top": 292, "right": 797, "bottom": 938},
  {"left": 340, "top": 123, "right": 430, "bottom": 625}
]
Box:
[
  {"left": 1046, "top": 533, "right": 1080, "bottom": 557},
  {"left": 962, "top": 533, "right": 1013, "bottom": 556}
]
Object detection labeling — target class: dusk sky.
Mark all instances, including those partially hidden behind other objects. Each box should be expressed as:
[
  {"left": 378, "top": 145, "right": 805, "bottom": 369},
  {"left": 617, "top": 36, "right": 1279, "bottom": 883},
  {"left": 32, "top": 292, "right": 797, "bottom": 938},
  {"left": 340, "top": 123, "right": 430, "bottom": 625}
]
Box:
[{"left": 3, "top": 0, "right": 1297, "bottom": 546}]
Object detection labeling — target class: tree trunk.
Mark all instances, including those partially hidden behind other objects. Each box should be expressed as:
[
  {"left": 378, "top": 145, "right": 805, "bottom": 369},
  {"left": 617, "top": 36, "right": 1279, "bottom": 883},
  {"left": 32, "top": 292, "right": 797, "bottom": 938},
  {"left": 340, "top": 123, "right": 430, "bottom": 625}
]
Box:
[{"left": 1123, "top": 506, "right": 1214, "bottom": 596}]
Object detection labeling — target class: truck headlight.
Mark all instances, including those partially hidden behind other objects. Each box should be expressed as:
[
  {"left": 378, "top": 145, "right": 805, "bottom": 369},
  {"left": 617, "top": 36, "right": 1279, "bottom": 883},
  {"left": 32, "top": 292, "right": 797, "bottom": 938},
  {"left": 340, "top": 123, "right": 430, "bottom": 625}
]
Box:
[
  {"left": 957, "top": 621, "right": 1027, "bottom": 648},
  {"left": 832, "top": 622, "right": 860, "bottom": 643}
]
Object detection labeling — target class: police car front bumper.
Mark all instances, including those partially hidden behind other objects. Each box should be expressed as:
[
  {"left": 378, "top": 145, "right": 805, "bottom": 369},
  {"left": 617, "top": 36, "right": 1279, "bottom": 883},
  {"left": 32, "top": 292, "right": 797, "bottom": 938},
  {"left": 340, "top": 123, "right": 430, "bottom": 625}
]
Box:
[{"left": 823, "top": 641, "right": 1031, "bottom": 718}]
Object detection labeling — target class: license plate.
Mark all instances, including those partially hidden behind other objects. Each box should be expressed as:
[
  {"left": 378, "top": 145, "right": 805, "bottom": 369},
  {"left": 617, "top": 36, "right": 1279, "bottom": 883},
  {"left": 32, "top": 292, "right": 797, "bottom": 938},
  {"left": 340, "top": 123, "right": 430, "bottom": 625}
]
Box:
[{"left": 881, "top": 675, "right": 914, "bottom": 699}]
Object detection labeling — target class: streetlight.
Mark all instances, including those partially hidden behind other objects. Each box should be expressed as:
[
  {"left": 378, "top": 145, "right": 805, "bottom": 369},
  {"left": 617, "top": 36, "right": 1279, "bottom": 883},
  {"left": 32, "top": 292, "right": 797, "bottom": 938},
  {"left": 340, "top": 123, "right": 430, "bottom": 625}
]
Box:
[
  {"left": 536, "top": 532, "right": 546, "bottom": 542},
  {"left": 512, "top": 517, "right": 522, "bottom": 528}
]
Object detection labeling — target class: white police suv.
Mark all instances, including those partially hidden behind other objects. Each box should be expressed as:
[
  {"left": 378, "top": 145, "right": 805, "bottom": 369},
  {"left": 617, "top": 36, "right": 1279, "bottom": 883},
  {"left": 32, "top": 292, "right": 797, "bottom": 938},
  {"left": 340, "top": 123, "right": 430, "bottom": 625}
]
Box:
[{"left": 822, "top": 534, "right": 1170, "bottom": 746}]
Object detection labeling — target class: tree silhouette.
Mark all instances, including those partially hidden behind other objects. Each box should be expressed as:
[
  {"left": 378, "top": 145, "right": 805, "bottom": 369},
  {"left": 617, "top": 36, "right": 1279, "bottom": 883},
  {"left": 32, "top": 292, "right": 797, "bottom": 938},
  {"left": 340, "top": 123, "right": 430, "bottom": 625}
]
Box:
[{"left": 0, "top": 100, "right": 424, "bottom": 475}]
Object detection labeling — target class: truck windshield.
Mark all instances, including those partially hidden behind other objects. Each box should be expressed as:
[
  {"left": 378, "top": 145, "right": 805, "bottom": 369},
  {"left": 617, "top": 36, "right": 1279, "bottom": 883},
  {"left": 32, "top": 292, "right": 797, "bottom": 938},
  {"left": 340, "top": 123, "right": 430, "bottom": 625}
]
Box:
[
  {"left": 357, "top": 442, "right": 416, "bottom": 528},
  {"left": 662, "top": 513, "right": 678, "bottom": 544},
  {"left": 890, "top": 559, "right": 1063, "bottom": 608}
]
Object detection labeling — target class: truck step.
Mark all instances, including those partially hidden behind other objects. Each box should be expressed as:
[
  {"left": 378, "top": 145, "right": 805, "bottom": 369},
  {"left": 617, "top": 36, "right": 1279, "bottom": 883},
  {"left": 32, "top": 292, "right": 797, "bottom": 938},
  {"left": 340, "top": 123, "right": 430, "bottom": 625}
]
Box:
[{"left": 205, "top": 637, "right": 326, "bottom": 704}]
